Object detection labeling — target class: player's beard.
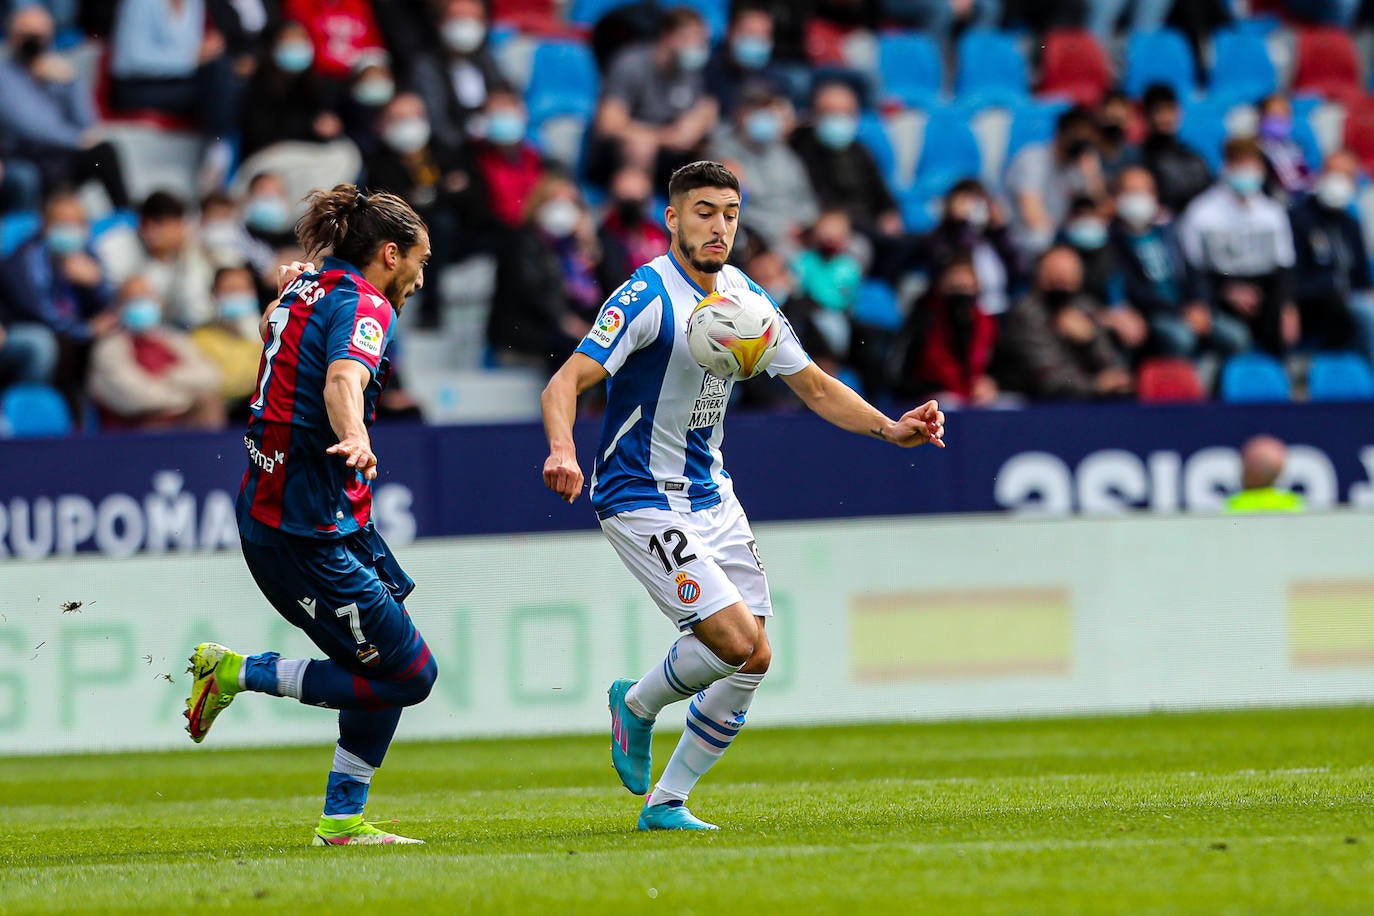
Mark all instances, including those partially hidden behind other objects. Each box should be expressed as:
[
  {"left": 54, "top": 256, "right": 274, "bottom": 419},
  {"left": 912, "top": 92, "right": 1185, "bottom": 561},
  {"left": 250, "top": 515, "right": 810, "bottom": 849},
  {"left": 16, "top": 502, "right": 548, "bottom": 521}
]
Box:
[
  {"left": 677, "top": 226, "right": 728, "bottom": 274},
  {"left": 383, "top": 275, "right": 411, "bottom": 313}
]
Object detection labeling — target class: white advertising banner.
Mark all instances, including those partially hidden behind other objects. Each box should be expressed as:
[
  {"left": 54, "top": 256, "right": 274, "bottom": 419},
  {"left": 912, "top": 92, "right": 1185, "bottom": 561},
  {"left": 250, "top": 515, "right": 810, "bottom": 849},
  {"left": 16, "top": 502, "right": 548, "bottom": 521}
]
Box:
[{"left": 2, "top": 511, "right": 1372, "bottom": 755}]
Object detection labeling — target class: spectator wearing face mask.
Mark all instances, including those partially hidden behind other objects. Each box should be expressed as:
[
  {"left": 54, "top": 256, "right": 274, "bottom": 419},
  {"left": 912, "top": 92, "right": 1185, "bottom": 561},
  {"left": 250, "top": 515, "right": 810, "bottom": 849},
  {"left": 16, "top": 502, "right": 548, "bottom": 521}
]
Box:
[
  {"left": 793, "top": 208, "right": 862, "bottom": 316},
  {"left": 709, "top": 83, "right": 817, "bottom": 258},
  {"left": 239, "top": 171, "right": 297, "bottom": 253},
  {"left": 745, "top": 248, "right": 847, "bottom": 373},
  {"left": 1288, "top": 149, "right": 1374, "bottom": 362},
  {"left": 86, "top": 274, "right": 224, "bottom": 429},
  {"left": 189, "top": 264, "right": 265, "bottom": 420},
  {"left": 992, "top": 245, "right": 1133, "bottom": 400},
  {"left": 281, "top": 0, "right": 387, "bottom": 86},
  {"left": 1005, "top": 105, "right": 1108, "bottom": 255},
  {"left": 363, "top": 91, "right": 480, "bottom": 327},
  {"left": 490, "top": 172, "right": 618, "bottom": 370},
  {"left": 1177, "top": 137, "right": 1298, "bottom": 355},
  {"left": 895, "top": 254, "right": 1000, "bottom": 407},
  {"left": 468, "top": 88, "right": 547, "bottom": 233},
  {"left": 588, "top": 6, "right": 718, "bottom": 188},
  {"left": 341, "top": 52, "right": 398, "bottom": 156},
  {"left": 927, "top": 180, "right": 1022, "bottom": 317},
  {"left": 412, "top": 0, "right": 510, "bottom": 149},
  {"left": 598, "top": 164, "right": 669, "bottom": 280},
  {"left": 99, "top": 190, "right": 217, "bottom": 329},
  {"left": 1058, "top": 194, "right": 1150, "bottom": 363},
  {"left": 790, "top": 79, "right": 901, "bottom": 240},
  {"left": 705, "top": 2, "right": 788, "bottom": 118},
  {"left": 197, "top": 190, "right": 274, "bottom": 278},
  {"left": 0, "top": 187, "right": 118, "bottom": 355},
  {"left": 1257, "top": 94, "right": 1313, "bottom": 200},
  {"left": 0, "top": 5, "right": 132, "bottom": 210},
  {"left": 1139, "top": 83, "right": 1213, "bottom": 216},
  {"left": 1096, "top": 89, "right": 1138, "bottom": 184},
  {"left": 1110, "top": 165, "right": 1248, "bottom": 360},
  {"left": 238, "top": 21, "right": 346, "bottom": 160}
]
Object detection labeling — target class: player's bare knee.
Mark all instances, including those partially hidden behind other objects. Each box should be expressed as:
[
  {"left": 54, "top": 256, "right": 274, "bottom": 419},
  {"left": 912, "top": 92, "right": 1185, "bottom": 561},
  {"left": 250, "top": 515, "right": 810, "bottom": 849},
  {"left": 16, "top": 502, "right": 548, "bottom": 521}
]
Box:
[{"left": 740, "top": 641, "right": 771, "bottom": 674}]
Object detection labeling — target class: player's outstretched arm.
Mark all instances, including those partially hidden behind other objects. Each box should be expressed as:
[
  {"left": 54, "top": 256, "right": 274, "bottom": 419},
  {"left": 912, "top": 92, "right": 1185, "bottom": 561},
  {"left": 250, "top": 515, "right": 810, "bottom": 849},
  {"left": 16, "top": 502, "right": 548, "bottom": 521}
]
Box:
[
  {"left": 541, "top": 353, "right": 610, "bottom": 503},
  {"left": 781, "top": 363, "right": 945, "bottom": 449},
  {"left": 324, "top": 358, "right": 378, "bottom": 480}
]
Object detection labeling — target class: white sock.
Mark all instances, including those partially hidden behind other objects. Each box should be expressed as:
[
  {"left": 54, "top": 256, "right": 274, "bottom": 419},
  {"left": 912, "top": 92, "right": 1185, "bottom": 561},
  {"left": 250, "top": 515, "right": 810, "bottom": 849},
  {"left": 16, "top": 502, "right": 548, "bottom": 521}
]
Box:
[
  {"left": 276, "top": 659, "right": 309, "bottom": 699},
  {"left": 625, "top": 635, "right": 740, "bottom": 719},
  {"left": 648, "top": 672, "right": 764, "bottom": 807},
  {"left": 331, "top": 746, "right": 375, "bottom": 783}
]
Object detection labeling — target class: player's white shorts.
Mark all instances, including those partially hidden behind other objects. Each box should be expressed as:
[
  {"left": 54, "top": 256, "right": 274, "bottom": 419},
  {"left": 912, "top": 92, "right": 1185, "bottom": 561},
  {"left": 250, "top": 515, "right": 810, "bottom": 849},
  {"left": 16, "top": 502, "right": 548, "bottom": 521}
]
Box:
[{"left": 600, "top": 494, "right": 771, "bottom": 631}]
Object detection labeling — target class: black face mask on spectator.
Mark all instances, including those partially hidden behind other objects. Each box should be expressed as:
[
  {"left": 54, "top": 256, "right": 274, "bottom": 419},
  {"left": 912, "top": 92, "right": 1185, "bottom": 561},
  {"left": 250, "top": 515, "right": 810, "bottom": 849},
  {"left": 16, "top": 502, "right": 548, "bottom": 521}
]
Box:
[
  {"left": 945, "top": 292, "right": 977, "bottom": 310},
  {"left": 1042, "top": 288, "right": 1075, "bottom": 311},
  {"left": 615, "top": 198, "right": 646, "bottom": 226},
  {"left": 1063, "top": 138, "right": 1096, "bottom": 161},
  {"left": 17, "top": 34, "right": 49, "bottom": 65},
  {"left": 1101, "top": 123, "right": 1126, "bottom": 147}
]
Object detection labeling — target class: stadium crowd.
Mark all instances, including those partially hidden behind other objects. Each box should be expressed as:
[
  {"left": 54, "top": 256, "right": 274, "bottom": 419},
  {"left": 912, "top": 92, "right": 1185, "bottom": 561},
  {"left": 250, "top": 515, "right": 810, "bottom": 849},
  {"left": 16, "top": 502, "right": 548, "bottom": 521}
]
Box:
[{"left": 2, "top": 0, "right": 1374, "bottom": 432}]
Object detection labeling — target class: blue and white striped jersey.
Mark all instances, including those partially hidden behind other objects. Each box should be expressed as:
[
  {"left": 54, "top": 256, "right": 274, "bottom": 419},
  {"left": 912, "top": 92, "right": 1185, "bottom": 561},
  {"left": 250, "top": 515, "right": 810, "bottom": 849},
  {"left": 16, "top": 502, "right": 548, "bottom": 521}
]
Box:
[{"left": 575, "top": 253, "right": 809, "bottom": 520}]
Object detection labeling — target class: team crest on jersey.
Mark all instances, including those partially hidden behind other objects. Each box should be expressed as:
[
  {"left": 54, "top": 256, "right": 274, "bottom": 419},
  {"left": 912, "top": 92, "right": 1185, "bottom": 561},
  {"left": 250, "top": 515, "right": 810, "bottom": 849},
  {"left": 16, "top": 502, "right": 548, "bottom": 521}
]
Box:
[
  {"left": 352, "top": 316, "right": 385, "bottom": 355},
  {"left": 687, "top": 373, "right": 729, "bottom": 430},
  {"left": 589, "top": 305, "right": 625, "bottom": 347},
  {"left": 675, "top": 572, "right": 701, "bottom": 604}
]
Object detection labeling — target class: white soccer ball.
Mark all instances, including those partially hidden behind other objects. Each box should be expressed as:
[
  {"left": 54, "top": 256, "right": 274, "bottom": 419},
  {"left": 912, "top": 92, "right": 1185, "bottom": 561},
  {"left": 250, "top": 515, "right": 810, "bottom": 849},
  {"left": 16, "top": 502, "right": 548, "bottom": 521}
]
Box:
[{"left": 686, "top": 287, "right": 782, "bottom": 381}]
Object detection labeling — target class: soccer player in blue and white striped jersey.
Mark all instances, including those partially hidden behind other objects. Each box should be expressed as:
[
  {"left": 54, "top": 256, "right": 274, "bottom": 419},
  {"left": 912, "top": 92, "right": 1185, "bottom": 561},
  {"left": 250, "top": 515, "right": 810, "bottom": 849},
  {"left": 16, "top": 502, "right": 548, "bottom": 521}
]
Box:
[{"left": 541, "top": 161, "right": 945, "bottom": 830}]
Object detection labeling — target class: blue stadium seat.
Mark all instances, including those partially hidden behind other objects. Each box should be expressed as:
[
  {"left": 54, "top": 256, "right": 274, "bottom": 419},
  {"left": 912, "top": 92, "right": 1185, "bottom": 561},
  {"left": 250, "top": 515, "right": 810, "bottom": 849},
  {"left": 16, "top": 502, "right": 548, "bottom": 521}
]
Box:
[
  {"left": 0, "top": 383, "right": 72, "bottom": 438},
  {"left": 1210, "top": 28, "right": 1278, "bottom": 108},
  {"left": 913, "top": 107, "right": 982, "bottom": 197},
  {"left": 1179, "top": 101, "right": 1229, "bottom": 173},
  {"left": 954, "top": 29, "right": 1029, "bottom": 110},
  {"left": 1308, "top": 351, "right": 1374, "bottom": 401},
  {"left": 90, "top": 209, "right": 138, "bottom": 243},
  {"left": 1218, "top": 353, "right": 1291, "bottom": 402},
  {"left": 0, "top": 209, "right": 41, "bottom": 257},
  {"left": 856, "top": 112, "right": 899, "bottom": 190},
  {"left": 525, "top": 40, "right": 599, "bottom": 123},
  {"left": 566, "top": 0, "right": 635, "bottom": 26},
  {"left": 1004, "top": 100, "right": 1071, "bottom": 165},
  {"left": 1123, "top": 28, "right": 1196, "bottom": 100},
  {"left": 850, "top": 279, "right": 903, "bottom": 331},
  {"left": 877, "top": 32, "right": 942, "bottom": 109},
  {"left": 897, "top": 186, "right": 938, "bottom": 233}
]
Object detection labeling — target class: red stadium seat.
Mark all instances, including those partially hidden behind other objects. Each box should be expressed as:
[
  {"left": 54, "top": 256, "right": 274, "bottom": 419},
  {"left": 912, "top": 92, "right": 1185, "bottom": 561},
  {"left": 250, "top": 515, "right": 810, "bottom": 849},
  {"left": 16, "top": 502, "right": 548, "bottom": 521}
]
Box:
[
  {"left": 1136, "top": 357, "right": 1206, "bottom": 403},
  {"left": 1292, "top": 26, "right": 1363, "bottom": 105},
  {"left": 491, "top": 0, "right": 584, "bottom": 36},
  {"left": 1343, "top": 95, "right": 1374, "bottom": 176},
  {"left": 1039, "top": 29, "right": 1112, "bottom": 108},
  {"left": 805, "top": 19, "right": 849, "bottom": 67}
]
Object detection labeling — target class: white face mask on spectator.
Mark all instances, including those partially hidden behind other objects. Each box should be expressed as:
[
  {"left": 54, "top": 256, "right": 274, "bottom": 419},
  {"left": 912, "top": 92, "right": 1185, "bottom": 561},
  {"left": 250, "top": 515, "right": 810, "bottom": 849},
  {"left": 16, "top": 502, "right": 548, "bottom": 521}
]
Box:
[
  {"left": 384, "top": 118, "right": 431, "bottom": 154},
  {"left": 676, "top": 44, "right": 709, "bottom": 72},
  {"left": 245, "top": 196, "right": 291, "bottom": 233},
  {"left": 1116, "top": 192, "right": 1158, "bottom": 229},
  {"left": 963, "top": 198, "right": 989, "bottom": 230},
  {"left": 353, "top": 77, "right": 395, "bottom": 108},
  {"left": 1315, "top": 173, "right": 1356, "bottom": 211},
  {"left": 537, "top": 199, "right": 581, "bottom": 238},
  {"left": 442, "top": 17, "right": 486, "bottom": 54},
  {"left": 200, "top": 220, "right": 241, "bottom": 252}
]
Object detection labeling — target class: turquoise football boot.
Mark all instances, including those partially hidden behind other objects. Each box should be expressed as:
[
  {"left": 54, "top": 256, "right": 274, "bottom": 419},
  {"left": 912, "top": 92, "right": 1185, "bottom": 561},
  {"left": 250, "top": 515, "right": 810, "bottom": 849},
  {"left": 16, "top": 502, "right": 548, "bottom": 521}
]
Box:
[
  {"left": 637, "top": 801, "right": 719, "bottom": 831},
  {"left": 608, "top": 678, "right": 653, "bottom": 794}
]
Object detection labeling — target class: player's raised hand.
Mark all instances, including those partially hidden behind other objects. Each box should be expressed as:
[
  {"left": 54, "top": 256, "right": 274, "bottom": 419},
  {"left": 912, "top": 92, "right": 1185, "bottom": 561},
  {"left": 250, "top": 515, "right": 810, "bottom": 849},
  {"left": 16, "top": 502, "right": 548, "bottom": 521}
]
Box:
[
  {"left": 327, "top": 434, "right": 378, "bottom": 481},
  {"left": 543, "top": 450, "right": 584, "bottom": 504},
  {"left": 277, "top": 260, "right": 316, "bottom": 296},
  {"left": 890, "top": 400, "right": 946, "bottom": 448}
]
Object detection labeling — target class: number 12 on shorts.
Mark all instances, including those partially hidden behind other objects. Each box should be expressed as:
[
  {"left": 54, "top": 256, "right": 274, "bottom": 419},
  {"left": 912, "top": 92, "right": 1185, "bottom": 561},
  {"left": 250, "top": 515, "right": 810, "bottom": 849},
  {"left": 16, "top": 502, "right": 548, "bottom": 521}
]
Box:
[{"left": 647, "top": 528, "right": 697, "bottom": 573}]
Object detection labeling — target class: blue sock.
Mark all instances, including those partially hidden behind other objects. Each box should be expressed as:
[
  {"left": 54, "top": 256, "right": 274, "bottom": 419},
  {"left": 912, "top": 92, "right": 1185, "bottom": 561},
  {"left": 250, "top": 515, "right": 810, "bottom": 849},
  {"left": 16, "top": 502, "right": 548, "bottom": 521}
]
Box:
[
  {"left": 242, "top": 652, "right": 281, "bottom": 694},
  {"left": 323, "top": 770, "right": 370, "bottom": 818}
]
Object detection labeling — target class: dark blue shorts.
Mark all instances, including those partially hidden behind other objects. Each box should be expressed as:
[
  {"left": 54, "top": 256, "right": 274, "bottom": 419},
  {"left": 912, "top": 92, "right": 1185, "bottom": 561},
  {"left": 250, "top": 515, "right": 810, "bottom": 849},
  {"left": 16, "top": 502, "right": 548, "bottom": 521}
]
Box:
[{"left": 239, "top": 515, "right": 428, "bottom": 678}]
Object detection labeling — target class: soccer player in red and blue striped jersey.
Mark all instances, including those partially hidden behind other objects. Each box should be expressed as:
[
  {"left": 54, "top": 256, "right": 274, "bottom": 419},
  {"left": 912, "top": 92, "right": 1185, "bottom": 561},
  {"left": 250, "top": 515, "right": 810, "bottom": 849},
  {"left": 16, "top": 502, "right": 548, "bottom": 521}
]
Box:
[{"left": 184, "top": 185, "right": 438, "bottom": 846}]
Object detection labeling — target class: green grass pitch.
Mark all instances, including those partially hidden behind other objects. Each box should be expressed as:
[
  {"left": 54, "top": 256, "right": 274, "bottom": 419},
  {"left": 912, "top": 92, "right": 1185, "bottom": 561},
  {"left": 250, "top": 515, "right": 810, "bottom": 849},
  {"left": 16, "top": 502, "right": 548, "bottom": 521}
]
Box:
[{"left": 2, "top": 706, "right": 1371, "bottom": 914}]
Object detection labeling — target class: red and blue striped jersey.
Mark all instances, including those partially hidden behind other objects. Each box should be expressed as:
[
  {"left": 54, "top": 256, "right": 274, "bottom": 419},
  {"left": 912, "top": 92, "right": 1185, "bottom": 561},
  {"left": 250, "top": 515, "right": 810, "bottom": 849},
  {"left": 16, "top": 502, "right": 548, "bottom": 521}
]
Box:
[{"left": 238, "top": 257, "right": 396, "bottom": 539}]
